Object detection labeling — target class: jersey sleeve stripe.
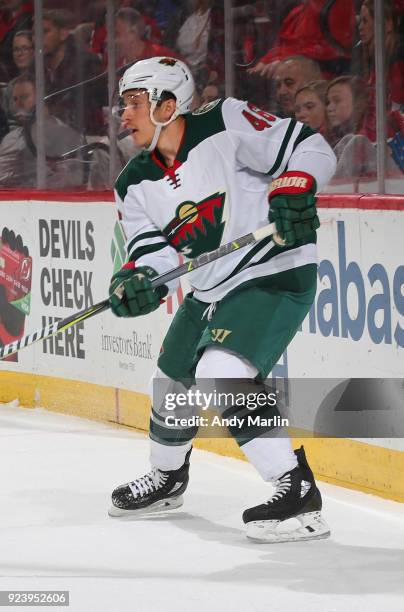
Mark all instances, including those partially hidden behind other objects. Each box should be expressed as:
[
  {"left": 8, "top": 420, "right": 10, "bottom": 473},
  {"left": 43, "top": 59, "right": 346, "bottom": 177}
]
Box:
[
  {"left": 129, "top": 242, "right": 169, "bottom": 261},
  {"left": 273, "top": 121, "right": 304, "bottom": 178},
  {"left": 127, "top": 230, "right": 165, "bottom": 255},
  {"left": 266, "top": 119, "right": 296, "bottom": 177}
]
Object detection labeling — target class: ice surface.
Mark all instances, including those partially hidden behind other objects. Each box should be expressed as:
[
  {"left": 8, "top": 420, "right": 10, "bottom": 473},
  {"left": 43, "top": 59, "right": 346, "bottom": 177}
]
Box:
[{"left": 1, "top": 403, "right": 404, "bottom": 612}]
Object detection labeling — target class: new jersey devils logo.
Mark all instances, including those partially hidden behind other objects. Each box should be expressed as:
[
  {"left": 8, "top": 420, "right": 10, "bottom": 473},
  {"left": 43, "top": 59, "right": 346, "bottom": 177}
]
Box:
[{"left": 163, "top": 192, "right": 226, "bottom": 258}]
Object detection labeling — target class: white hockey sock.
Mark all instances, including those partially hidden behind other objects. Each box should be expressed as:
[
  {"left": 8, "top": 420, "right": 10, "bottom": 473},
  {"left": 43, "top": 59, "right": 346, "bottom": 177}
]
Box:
[
  {"left": 241, "top": 430, "right": 298, "bottom": 481},
  {"left": 195, "top": 347, "right": 298, "bottom": 481},
  {"left": 150, "top": 439, "right": 192, "bottom": 472}
]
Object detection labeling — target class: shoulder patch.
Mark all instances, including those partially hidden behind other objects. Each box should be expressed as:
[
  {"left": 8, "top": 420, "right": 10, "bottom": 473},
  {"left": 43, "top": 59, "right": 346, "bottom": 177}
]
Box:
[{"left": 192, "top": 98, "right": 222, "bottom": 115}]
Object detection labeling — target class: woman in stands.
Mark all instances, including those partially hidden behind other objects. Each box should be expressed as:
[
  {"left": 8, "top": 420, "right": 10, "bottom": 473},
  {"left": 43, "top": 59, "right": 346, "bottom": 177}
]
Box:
[
  {"left": 356, "top": 0, "right": 404, "bottom": 113},
  {"left": 324, "top": 75, "right": 376, "bottom": 179},
  {"left": 351, "top": 0, "right": 404, "bottom": 147}
]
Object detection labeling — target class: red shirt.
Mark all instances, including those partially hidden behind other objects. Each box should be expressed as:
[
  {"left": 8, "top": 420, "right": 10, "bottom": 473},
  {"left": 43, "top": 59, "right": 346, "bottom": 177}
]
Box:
[
  {"left": 260, "top": 0, "right": 355, "bottom": 65},
  {"left": 0, "top": 1, "right": 33, "bottom": 42}
]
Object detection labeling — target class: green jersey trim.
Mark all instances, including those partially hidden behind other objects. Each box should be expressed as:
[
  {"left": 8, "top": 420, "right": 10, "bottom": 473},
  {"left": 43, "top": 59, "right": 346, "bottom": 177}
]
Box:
[
  {"left": 127, "top": 230, "right": 165, "bottom": 256},
  {"left": 129, "top": 241, "right": 168, "bottom": 261},
  {"left": 267, "top": 119, "right": 296, "bottom": 177},
  {"left": 114, "top": 99, "right": 226, "bottom": 201},
  {"left": 115, "top": 152, "right": 163, "bottom": 201},
  {"left": 177, "top": 99, "right": 226, "bottom": 161}
]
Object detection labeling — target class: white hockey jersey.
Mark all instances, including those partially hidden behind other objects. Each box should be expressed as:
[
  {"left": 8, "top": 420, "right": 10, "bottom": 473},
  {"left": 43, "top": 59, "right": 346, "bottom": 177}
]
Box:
[{"left": 115, "top": 97, "right": 336, "bottom": 303}]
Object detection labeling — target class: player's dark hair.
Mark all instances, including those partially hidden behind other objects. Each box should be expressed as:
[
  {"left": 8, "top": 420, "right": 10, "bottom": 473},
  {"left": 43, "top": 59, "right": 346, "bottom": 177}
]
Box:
[{"left": 157, "top": 91, "right": 177, "bottom": 106}]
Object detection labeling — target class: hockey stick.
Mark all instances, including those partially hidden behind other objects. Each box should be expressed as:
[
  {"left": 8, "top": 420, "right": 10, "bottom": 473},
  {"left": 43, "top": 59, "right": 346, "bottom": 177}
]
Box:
[{"left": 0, "top": 223, "right": 278, "bottom": 360}]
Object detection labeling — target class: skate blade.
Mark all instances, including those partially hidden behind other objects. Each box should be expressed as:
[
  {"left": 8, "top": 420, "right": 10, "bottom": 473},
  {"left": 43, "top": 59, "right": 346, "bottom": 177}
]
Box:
[
  {"left": 246, "top": 511, "right": 331, "bottom": 543},
  {"left": 108, "top": 495, "right": 184, "bottom": 518}
]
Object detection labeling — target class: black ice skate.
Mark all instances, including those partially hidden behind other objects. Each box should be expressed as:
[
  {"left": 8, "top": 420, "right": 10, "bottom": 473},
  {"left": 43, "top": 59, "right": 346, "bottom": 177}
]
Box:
[
  {"left": 108, "top": 448, "right": 192, "bottom": 517},
  {"left": 243, "top": 446, "right": 330, "bottom": 543}
]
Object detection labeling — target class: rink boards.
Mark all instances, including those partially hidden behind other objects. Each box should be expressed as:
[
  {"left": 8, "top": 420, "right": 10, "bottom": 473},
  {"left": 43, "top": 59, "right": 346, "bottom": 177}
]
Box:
[{"left": 0, "top": 191, "right": 403, "bottom": 502}]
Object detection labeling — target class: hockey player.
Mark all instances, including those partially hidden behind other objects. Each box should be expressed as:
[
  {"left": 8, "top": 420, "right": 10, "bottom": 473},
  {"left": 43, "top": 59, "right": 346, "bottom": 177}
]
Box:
[{"left": 108, "top": 56, "right": 337, "bottom": 543}]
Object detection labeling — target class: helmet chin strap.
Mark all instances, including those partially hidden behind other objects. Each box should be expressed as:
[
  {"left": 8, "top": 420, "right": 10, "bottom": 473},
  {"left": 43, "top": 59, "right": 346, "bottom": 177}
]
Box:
[{"left": 145, "top": 100, "right": 179, "bottom": 152}]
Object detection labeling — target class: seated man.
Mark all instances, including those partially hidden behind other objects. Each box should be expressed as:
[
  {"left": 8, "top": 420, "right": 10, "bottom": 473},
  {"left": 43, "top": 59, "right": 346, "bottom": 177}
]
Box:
[
  {"left": 273, "top": 56, "right": 322, "bottom": 118},
  {"left": 0, "top": 73, "right": 86, "bottom": 188},
  {"left": 115, "top": 7, "right": 179, "bottom": 69}
]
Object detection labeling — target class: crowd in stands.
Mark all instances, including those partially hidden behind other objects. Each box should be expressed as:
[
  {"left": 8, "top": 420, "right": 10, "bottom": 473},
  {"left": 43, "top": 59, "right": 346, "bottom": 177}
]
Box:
[{"left": 0, "top": 0, "right": 403, "bottom": 189}]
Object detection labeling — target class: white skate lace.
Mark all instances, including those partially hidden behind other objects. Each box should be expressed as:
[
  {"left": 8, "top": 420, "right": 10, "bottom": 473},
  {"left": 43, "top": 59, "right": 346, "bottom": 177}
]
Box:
[
  {"left": 266, "top": 474, "right": 291, "bottom": 504},
  {"left": 129, "top": 468, "right": 169, "bottom": 498}
]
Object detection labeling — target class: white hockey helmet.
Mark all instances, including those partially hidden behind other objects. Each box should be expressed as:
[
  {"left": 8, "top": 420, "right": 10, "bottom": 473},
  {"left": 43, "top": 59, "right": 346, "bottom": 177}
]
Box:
[
  {"left": 119, "top": 57, "right": 194, "bottom": 150},
  {"left": 119, "top": 56, "right": 195, "bottom": 115}
]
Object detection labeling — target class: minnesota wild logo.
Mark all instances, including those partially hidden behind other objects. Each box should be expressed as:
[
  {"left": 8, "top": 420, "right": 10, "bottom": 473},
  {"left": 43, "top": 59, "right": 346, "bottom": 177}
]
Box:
[
  {"left": 159, "top": 58, "right": 177, "bottom": 66},
  {"left": 163, "top": 192, "right": 226, "bottom": 258}
]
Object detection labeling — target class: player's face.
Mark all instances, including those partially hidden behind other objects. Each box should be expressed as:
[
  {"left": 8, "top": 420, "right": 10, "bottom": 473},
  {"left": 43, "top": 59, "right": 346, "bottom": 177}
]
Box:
[
  {"left": 120, "top": 90, "right": 156, "bottom": 148},
  {"left": 294, "top": 90, "right": 325, "bottom": 130},
  {"left": 326, "top": 84, "right": 353, "bottom": 127},
  {"left": 358, "top": 5, "right": 373, "bottom": 45},
  {"left": 12, "top": 34, "right": 34, "bottom": 71},
  {"left": 274, "top": 62, "right": 307, "bottom": 116}
]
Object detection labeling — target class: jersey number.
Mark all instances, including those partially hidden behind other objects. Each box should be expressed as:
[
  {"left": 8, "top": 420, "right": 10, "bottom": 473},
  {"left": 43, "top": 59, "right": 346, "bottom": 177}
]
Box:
[{"left": 242, "top": 103, "right": 276, "bottom": 131}]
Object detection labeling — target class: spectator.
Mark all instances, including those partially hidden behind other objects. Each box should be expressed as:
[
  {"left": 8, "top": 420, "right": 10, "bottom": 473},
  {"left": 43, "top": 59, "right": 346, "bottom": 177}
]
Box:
[
  {"left": 248, "top": 0, "right": 355, "bottom": 80},
  {"left": 115, "top": 7, "right": 177, "bottom": 69},
  {"left": 176, "top": 0, "right": 212, "bottom": 74},
  {"left": 0, "top": 73, "right": 86, "bottom": 188},
  {"left": 326, "top": 76, "right": 368, "bottom": 143},
  {"left": 0, "top": 0, "right": 33, "bottom": 78},
  {"left": 120, "top": 1, "right": 163, "bottom": 43},
  {"left": 92, "top": 2, "right": 164, "bottom": 69},
  {"left": 42, "top": 9, "right": 105, "bottom": 135},
  {"left": 356, "top": 0, "right": 404, "bottom": 110},
  {"left": 11, "top": 29, "right": 33, "bottom": 74},
  {"left": 294, "top": 80, "right": 328, "bottom": 132},
  {"left": 73, "top": 22, "right": 94, "bottom": 53},
  {"left": 2, "top": 30, "right": 34, "bottom": 129},
  {"left": 325, "top": 75, "right": 377, "bottom": 178},
  {"left": 273, "top": 55, "right": 322, "bottom": 117},
  {"left": 351, "top": 0, "right": 404, "bottom": 145}
]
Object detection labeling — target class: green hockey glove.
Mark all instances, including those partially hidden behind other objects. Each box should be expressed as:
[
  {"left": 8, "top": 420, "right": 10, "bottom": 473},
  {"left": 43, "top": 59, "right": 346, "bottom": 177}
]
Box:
[
  {"left": 268, "top": 171, "right": 320, "bottom": 247},
  {"left": 109, "top": 261, "right": 168, "bottom": 318}
]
